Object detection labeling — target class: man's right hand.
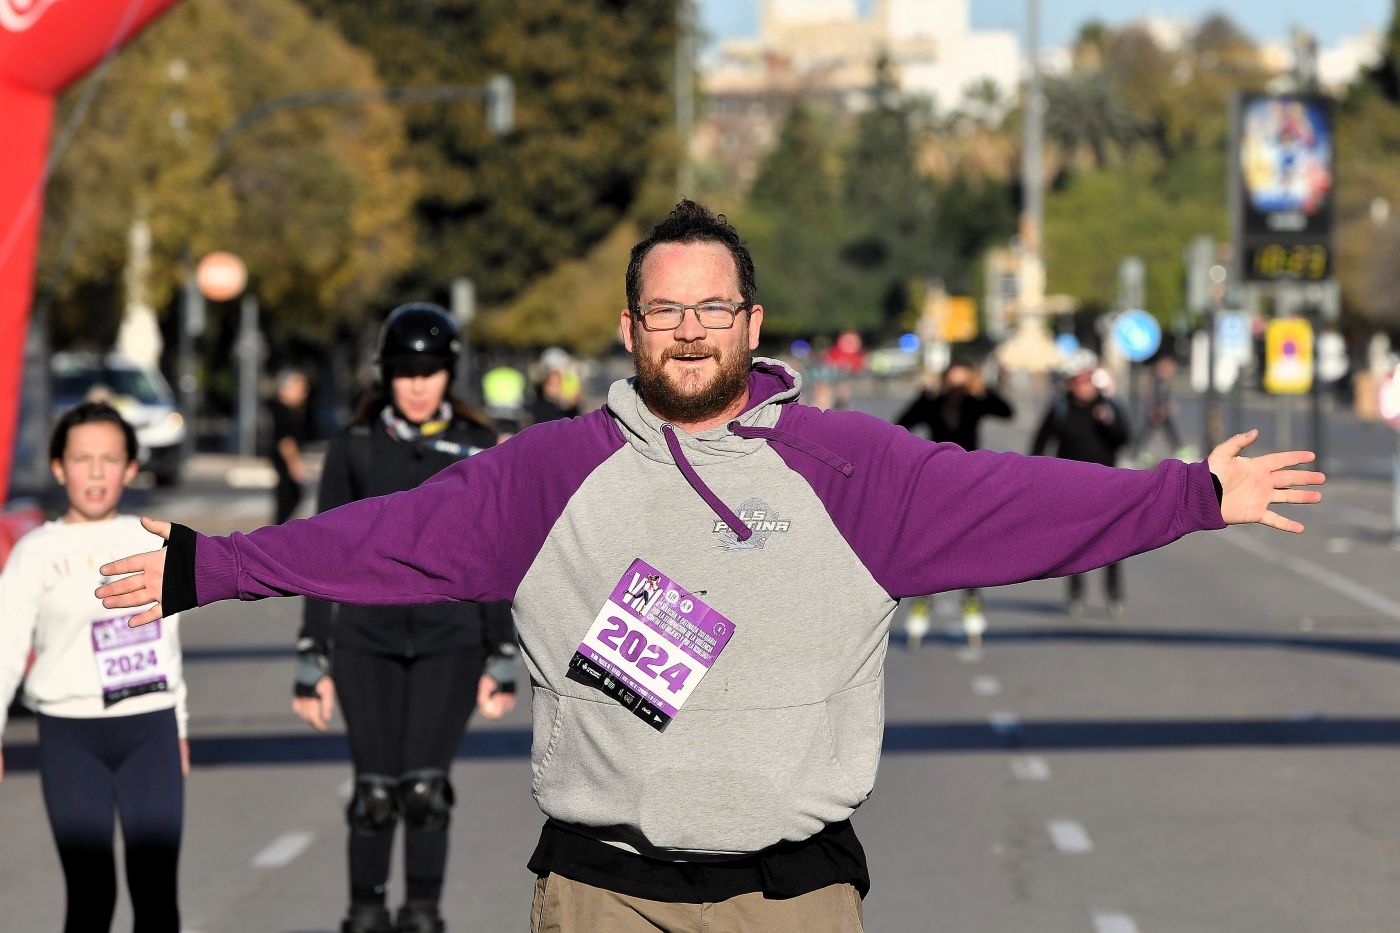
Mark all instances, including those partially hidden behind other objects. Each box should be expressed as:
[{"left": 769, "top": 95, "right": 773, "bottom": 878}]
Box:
[
  {"left": 293, "top": 677, "right": 336, "bottom": 732},
  {"left": 96, "top": 516, "right": 171, "bottom": 626}
]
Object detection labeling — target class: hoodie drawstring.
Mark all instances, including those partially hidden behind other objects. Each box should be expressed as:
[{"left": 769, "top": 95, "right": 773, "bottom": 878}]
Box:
[
  {"left": 662, "top": 425, "right": 753, "bottom": 542},
  {"left": 730, "top": 422, "right": 855, "bottom": 477},
  {"left": 659, "top": 421, "right": 856, "bottom": 543}
]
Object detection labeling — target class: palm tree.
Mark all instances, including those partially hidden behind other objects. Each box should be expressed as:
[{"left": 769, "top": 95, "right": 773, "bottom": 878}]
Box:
[{"left": 1042, "top": 71, "right": 1139, "bottom": 169}]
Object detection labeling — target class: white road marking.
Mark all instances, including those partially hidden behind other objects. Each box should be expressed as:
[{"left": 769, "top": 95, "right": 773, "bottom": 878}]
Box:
[
  {"left": 1094, "top": 913, "right": 1140, "bottom": 933},
  {"left": 988, "top": 711, "right": 1021, "bottom": 735},
  {"left": 251, "top": 831, "right": 314, "bottom": 868},
  {"left": 339, "top": 777, "right": 354, "bottom": 799},
  {"left": 1048, "top": 820, "right": 1093, "bottom": 853},
  {"left": 1011, "top": 756, "right": 1051, "bottom": 781},
  {"left": 1338, "top": 505, "right": 1392, "bottom": 531},
  {"left": 1220, "top": 533, "right": 1400, "bottom": 622},
  {"left": 1323, "top": 537, "right": 1352, "bottom": 555},
  {"left": 955, "top": 645, "right": 984, "bottom": 663},
  {"left": 972, "top": 675, "right": 1002, "bottom": 696}
]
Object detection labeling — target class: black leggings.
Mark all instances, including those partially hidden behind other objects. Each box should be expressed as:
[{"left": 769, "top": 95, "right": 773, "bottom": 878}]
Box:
[
  {"left": 37, "top": 709, "right": 183, "bottom": 933},
  {"left": 333, "top": 647, "right": 483, "bottom": 907}
]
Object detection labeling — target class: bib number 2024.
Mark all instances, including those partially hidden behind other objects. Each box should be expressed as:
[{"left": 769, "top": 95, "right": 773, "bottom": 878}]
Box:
[{"left": 594, "top": 616, "right": 692, "bottom": 694}]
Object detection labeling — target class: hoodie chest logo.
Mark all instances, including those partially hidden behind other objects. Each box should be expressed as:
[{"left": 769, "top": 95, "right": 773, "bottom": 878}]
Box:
[{"left": 713, "top": 497, "right": 792, "bottom": 551}]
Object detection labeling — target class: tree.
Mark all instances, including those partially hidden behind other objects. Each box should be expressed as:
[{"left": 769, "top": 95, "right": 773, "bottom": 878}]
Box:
[
  {"left": 739, "top": 104, "right": 861, "bottom": 338},
  {"left": 1043, "top": 70, "right": 1139, "bottom": 170},
  {"left": 298, "top": 0, "right": 679, "bottom": 325},
  {"left": 38, "top": 0, "right": 419, "bottom": 349},
  {"left": 837, "top": 55, "right": 935, "bottom": 334}
]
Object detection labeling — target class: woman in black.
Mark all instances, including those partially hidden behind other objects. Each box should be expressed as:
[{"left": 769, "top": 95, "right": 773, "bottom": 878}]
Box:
[
  {"left": 291, "top": 304, "right": 518, "bottom": 933},
  {"left": 895, "top": 359, "right": 1015, "bottom": 646}
]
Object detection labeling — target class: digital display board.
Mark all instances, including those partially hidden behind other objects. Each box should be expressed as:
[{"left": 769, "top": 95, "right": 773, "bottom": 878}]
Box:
[{"left": 1232, "top": 93, "right": 1335, "bottom": 283}]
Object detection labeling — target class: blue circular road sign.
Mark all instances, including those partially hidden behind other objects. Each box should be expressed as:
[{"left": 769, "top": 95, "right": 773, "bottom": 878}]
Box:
[{"left": 1112, "top": 310, "right": 1162, "bottom": 363}]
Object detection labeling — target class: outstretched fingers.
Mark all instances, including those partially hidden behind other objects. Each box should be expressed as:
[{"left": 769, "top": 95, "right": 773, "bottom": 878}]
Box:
[
  {"left": 1260, "top": 510, "right": 1304, "bottom": 534},
  {"left": 129, "top": 605, "right": 163, "bottom": 627},
  {"left": 1273, "top": 469, "right": 1326, "bottom": 489},
  {"left": 1217, "top": 428, "right": 1260, "bottom": 459},
  {"left": 1258, "top": 450, "right": 1317, "bottom": 472},
  {"left": 98, "top": 553, "right": 155, "bottom": 579},
  {"left": 101, "top": 588, "right": 156, "bottom": 610},
  {"left": 95, "top": 574, "right": 148, "bottom": 598},
  {"left": 1273, "top": 489, "right": 1323, "bottom": 505}
]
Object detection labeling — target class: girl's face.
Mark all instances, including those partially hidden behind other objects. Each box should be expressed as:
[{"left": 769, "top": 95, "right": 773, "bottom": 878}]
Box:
[
  {"left": 51, "top": 422, "right": 137, "bottom": 523},
  {"left": 390, "top": 369, "right": 450, "bottom": 424}
]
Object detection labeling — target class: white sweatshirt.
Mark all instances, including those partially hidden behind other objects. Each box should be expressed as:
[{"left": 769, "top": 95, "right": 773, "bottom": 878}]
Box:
[{"left": 0, "top": 515, "right": 187, "bottom": 743}]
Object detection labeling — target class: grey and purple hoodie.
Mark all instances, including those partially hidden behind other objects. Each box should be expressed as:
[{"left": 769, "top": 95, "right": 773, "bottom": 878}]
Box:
[{"left": 189, "top": 359, "right": 1224, "bottom": 859}]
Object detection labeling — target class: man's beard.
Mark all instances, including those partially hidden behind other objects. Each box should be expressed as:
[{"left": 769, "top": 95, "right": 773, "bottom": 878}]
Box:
[{"left": 633, "top": 326, "right": 752, "bottom": 425}]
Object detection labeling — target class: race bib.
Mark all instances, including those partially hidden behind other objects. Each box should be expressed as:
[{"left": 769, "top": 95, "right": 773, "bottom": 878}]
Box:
[
  {"left": 91, "top": 616, "right": 169, "bottom": 708},
  {"left": 566, "top": 559, "right": 735, "bottom": 732}
]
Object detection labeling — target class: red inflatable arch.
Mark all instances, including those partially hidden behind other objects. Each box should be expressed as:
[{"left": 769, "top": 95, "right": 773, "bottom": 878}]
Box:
[{"left": 0, "top": 0, "right": 181, "bottom": 502}]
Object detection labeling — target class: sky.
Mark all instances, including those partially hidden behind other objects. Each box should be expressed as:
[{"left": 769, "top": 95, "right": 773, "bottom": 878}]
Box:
[{"left": 697, "top": 0, "right": 1394, "bottom": 52}]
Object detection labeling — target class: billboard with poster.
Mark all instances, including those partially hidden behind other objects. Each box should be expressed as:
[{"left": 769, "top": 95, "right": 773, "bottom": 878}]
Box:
[{"left": 1232, "top": 93, "right": 1335, "bottom": 283}]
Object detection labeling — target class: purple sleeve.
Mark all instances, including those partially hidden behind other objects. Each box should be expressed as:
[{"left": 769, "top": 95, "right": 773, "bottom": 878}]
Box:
[
  {"left": 774, "top": 406, "right": 1225, "bottom": 599},
  {"left": 195, "top": 410, "right": 623, "bottom": 607}
]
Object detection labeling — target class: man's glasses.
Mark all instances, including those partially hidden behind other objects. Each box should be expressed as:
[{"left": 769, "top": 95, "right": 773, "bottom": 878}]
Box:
[{"left": 633, "top": 300, "right": 747, "bottom": 332}]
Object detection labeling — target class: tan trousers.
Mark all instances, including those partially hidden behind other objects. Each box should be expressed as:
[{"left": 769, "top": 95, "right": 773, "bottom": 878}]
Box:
[{"left": 530, "top": 872, "right": 865, "bottom": 933}]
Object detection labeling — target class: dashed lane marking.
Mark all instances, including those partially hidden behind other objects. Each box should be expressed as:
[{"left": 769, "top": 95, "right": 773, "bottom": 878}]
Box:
[
  {"left": 1048, "top": 820, "right": 1093, "bottom": 853},
  {"left": 1011, "top": 756, "right": 1051, "bottom": 781},
  {"left": 1094, "top": 913, "right": 1140, "bottom": 933},
  {"left": 251, "top": 831, "right": 314, "bottom": 869},
  {"left": 972, "top": 675, "right": 1002, "bottom": 696},
  {"left": 1220, "top": 532, "right": 1400, "bottom": 622}
]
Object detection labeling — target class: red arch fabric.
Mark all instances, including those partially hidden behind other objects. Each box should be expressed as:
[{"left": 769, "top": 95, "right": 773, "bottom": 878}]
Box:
[{"left": 0, "top": 0, "right": 181, "bottom": 503}]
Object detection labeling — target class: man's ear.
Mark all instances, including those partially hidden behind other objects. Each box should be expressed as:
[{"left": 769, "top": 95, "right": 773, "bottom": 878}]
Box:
[
  {"left": 50, "top": 459, "right": 66, "bottom": 487},
  {"left": 746, "top": 304, "right": 764, "bottom": 351},
  {"left": 619, "top": 308, "right": 636, "bottom": 353}
]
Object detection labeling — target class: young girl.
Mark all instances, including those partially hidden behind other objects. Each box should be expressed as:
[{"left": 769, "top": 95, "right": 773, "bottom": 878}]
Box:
[{"left": 0, "top": 401, "right": 189, "bottom": 933}]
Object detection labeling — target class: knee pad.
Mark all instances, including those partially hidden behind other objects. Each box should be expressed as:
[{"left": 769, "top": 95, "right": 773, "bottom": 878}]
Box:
[
  {"left": 397, "top": 769, "right": 454, "bottom": 832},
  {"left": 346, "top": 774, "right": 399, "bottom": 835}
]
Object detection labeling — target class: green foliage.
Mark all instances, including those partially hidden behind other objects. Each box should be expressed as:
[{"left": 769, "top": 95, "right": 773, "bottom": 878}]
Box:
[
  {"left": 39, "top": 0, "right": 419, "bottom": 348},
  {"left": 1045, "top": 149, "right": 1226, "bottom": 319},
  {"left": 298, "top": 0, "right": 679, "bottom": 316}
]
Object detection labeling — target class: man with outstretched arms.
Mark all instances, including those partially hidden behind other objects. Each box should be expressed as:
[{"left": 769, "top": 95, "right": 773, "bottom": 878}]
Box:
[{"left": 99, "top": 201, "right": 1324, "bottom": 933}]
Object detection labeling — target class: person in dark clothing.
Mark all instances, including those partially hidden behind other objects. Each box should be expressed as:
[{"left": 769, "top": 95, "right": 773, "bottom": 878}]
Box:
[
  {"left": 1138, "top": 356, "right": 1187, "bottom": 461},
  {"left": 1031, "top": 367, "right": 1132, "bottom": 617},
  {"left": 291, "top": 304, "right": 520, "bottom": 933},
  {"left": 896, "top": 360, "right": 1015, "bottom": 645},
  {"left": 269, "top": 369, "right": 310, "bottom": 524},
  {"left": 896, "top": 360, "right": 1014, "bottom": 451},
  {"left": 528, "top": 366, "right": 581, "bottom": 426}
]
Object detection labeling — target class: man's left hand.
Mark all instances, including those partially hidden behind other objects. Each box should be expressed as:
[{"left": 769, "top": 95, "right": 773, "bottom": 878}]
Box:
[{"left": 1209, "top": 428, "right": 1324, "bottom": 533}]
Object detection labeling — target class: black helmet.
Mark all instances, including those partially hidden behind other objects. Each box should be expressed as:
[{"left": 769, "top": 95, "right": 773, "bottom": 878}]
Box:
[{"left": 376, "top": 303, "right": 460, "bottom": 385}]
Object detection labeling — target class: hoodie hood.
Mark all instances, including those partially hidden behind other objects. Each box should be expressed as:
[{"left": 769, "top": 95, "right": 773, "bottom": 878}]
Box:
[{"left": 607, "top": 357, "right": 802, "bottom": 467}]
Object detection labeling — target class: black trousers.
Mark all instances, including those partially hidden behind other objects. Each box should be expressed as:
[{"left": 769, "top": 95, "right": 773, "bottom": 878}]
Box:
[
  {"left": 1068, "top": 562, "right": 1123, "bottom": 601},
  {"left": 333, "top": 647, "right": 483, "bottom": 906},
  {"left": 38, "top": 709, "right": 183, "bottom": 933},
  {"left": 272, "top": 464, "right": 302, "bottom": 524}
]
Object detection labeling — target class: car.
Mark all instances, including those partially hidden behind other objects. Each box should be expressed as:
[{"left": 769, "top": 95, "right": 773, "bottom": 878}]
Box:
[{"left": 51, "top": 352, "right": 187, "bottom": 486}]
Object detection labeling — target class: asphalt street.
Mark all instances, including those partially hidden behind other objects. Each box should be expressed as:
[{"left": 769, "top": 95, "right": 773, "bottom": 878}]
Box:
[{"left": 3, "top": 380, "right": 1399, "bottom": 932}]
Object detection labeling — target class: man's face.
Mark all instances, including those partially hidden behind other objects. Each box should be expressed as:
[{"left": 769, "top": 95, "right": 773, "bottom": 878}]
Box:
[
  {"left": 620, "top": 241, "right": 763, "bottom": 426},
  {"left": 1069, "top": 372, "right": 1098, "bottom": 403}
]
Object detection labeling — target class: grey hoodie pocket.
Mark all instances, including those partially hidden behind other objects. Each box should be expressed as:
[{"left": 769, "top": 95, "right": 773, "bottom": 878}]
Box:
[{"left": 531, "top": 686, "right": 878, "bottom": 854}]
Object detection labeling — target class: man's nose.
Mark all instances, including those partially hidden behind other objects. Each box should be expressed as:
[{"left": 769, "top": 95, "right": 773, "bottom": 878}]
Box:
[{"left": 673, "top": 307, "right": 708, "bottom": 340}]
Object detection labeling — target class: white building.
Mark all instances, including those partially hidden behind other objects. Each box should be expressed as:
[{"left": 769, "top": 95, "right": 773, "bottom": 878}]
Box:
[{"left": 696, "top": 0, "right": 1023, "bottom": 183}]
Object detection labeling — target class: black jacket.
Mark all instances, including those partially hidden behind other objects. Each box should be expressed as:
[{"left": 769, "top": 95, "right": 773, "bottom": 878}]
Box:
[
  {"left": 298, "top": 414, "right": 513, "bottom": 658},
  {"left": 896, "top": 388, "right": 1013, "bottom": 451},
  {"left": 1030, "top": 394, "right": 1130, "bottom": 466}
]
